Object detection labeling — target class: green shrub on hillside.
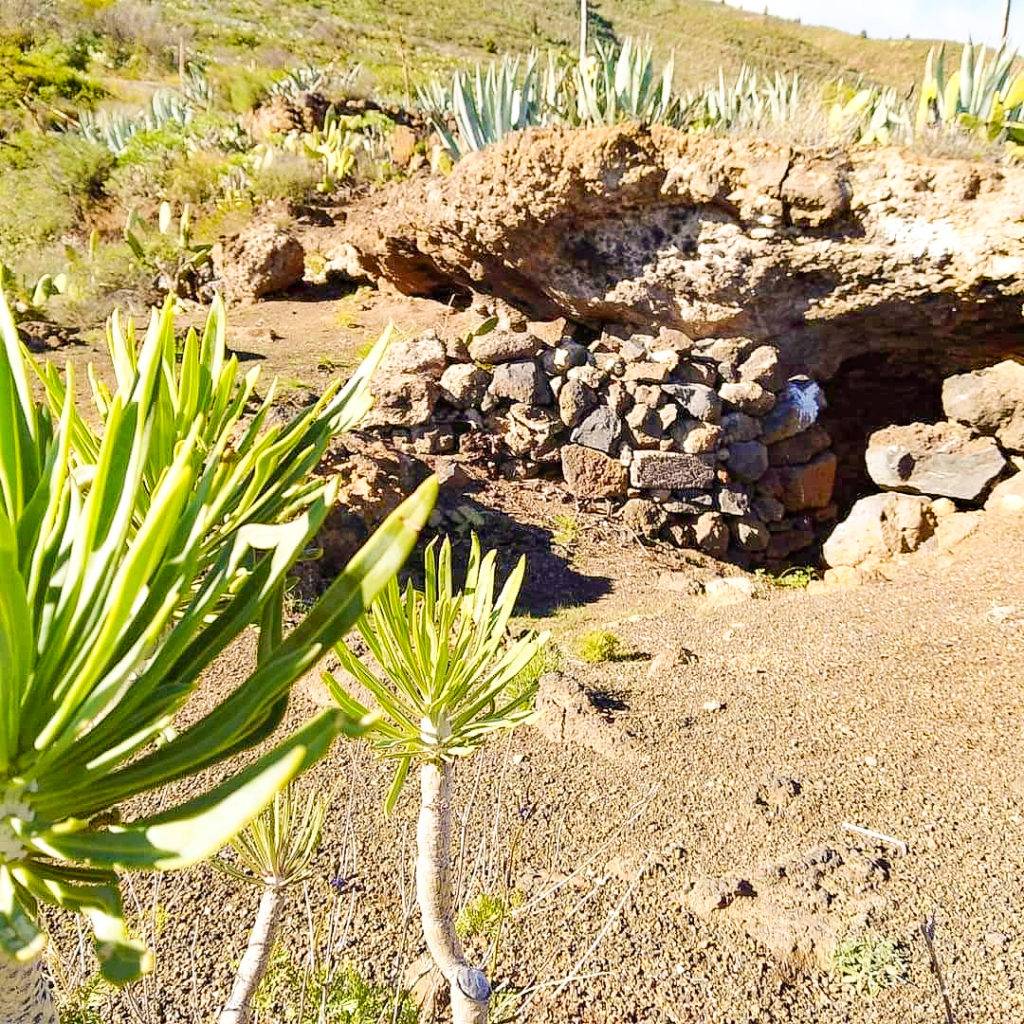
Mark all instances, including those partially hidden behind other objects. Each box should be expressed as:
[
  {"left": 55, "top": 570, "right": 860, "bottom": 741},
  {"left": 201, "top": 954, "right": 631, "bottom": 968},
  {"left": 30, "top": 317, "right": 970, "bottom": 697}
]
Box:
[
  {"left": 0, "top": 131, "right": 111, "bottom": 258},
  {"left": 0, "top": 34, "right": 104, "bottom": 111}
]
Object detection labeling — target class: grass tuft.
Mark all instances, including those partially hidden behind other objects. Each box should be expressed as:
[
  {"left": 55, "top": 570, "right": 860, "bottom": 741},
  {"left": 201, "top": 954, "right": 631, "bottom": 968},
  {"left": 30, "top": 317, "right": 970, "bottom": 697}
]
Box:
[{"left": 575, "top": 630, "right": 623, "bottom": 665}]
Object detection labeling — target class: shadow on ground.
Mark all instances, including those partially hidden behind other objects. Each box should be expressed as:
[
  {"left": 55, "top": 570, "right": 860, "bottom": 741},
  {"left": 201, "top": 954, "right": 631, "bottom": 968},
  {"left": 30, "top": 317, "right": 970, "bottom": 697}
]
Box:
[{"left": 428, "top": 491, "right": 613, "bottom": 617}]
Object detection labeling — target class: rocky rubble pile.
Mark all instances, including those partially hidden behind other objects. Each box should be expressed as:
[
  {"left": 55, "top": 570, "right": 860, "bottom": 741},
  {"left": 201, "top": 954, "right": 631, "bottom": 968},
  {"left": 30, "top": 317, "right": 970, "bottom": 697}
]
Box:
[
  {"left": 823, "top": 360, "right": 1024, "bottom": 577},
  {"left": 367, "top": 308, "right": 838, "bottom": 562}
]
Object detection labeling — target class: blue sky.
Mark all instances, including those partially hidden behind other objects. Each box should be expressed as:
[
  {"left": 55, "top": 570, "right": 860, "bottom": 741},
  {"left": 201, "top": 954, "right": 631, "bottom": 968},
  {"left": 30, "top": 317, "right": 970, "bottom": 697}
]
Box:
[{"left": 726, "top": 1, "right": 1022, "bottom": 47}]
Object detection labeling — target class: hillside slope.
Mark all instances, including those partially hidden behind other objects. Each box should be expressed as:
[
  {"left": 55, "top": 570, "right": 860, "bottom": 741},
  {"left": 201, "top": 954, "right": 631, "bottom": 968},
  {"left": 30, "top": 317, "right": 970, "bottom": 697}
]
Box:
[{"left": 163, "top": 0, "right": 946, "bottom": 94}]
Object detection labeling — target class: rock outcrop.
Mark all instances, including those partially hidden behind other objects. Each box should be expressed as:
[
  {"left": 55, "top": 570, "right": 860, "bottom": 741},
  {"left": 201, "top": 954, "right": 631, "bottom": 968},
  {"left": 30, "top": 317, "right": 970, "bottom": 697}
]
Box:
[
  {"left": 340, "top": 125, "right": 1024, "bottom": 379},
  {"left": 942, "top": 360, "right": 1024, "bottom": 453}
]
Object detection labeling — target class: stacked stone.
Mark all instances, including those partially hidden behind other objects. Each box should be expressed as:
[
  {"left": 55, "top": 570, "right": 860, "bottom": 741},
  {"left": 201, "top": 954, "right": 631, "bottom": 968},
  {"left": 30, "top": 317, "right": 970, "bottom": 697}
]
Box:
[{"left": 366, "top": 315, "right": 840, "bottom": 562}]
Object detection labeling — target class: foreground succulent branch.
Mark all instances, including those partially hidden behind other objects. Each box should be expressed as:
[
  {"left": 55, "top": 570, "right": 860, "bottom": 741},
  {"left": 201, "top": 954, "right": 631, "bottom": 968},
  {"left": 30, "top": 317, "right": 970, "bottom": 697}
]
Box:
[
  {"left": 0, "top": 289, "right": 436, "bottom": 1017},
  {"left": 326, "top": 536, "right": 549, "bottom": 1023},
  {"left": 217, "top": 786, "right": 328, "bottom": 1024},
  {"left": 417, "top": 762, "right": 491, "bottom": 1023}
]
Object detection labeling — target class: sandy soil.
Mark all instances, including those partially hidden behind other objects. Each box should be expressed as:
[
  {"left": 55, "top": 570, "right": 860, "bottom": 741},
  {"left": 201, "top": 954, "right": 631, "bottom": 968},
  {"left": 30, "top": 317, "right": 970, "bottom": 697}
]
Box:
[
  {"left": 39, "top": 284, "right": 1024, "bottom": 1024},
  {"left": 73, "top": 490, "right": 1023, "bottom": 1024}
]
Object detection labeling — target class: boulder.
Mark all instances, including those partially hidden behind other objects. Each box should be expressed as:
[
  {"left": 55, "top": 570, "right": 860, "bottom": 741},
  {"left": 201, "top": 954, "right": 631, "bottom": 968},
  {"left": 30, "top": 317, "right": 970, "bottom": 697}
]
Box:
[
  {"left": 468, "top": 331, "right": 541, "bottom": 363},
  {"left": 380, "top": 334, "right": 447, "bottom": 377},
  {"left": 942, "top": 360, "right": 1024, "bottom": 453},
  {"left": 529, "top": 317, "right": 570, "bottom": 345},
  {"left": 620, "top": 498, "right": 667, "bottom": 540},
  {"left": 930, "top": 510, "right": 984, "bottom": 551},
  {"left": 717, "top": 484, "right": 752, "bottom": 516},
  {"left": 213, "top": 224, "right": 304, "bottom": 302},
  {"left": 541, "top": 341, "right": 589, "bottom": 373},
  {"left": 775, "top": 451, "right": 837, "bottom": 511},
  {"left": 561, "top": 444, "right": 628, "bottom": 499},
  {"left": 440, "top": 363, "right": 490, "bottom": 408},
  {"left": 490, "top": 361, "right": 552, "bottom": 405},
  {"left": 718, "top": 381, "right": 774, "bottom": 416},
  {"left": 731, "top": 515, "right": 770, "bottom": 552},
  {"left": 630, "top": 451, "right": 717, "bottom": 490},
  {"left": 768, "top": 424, "right": 832, "bottom": 466},
  {"left": 985, "top": 472, "right": 1024, "bottom": 515},
  {"left": 865, "top": 421, "right": 1006, "bottom": 501},
  {"left": 558, "top": 379, "right": 598, "bottom": 427},
  {"left": 693, "top": 511, "right": 730, "bottom": 557},
  {"left": 737, "top": 345, "right": 784, "bottom": 390},
  {"left": 571, "top": 405, "right": 623, "bottom": 455},
  {"left": 623, "top": 361, "right": 672, "bottom": 383},
  {"left": 721, "top": 411, "right": 762, "bottom": 443},
  {"left": 760, "top": 379, "right": 825, "bottom": 444},
  {"left": 822, "top": 493, "right": 936, "bottom": 568},
  {"left": 675, "top": 421, "right": 723, "bottom": 455},
  {"left": 664, "top": 383, "right": 721, "bottom": 422},
  {"left": 726, "top": 441, "right": 769, "bottom": 483},
  {"left": 363, "top": 375, "right": 439, "bottom": 428}
]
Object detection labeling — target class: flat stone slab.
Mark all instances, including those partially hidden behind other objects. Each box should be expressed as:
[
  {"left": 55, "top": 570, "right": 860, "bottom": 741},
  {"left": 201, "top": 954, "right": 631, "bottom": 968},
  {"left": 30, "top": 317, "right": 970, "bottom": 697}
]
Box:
[
  {"left": 866, "top": 421, "right": 1006, "bottom": 501},
  {"left": 629, "top": 450, "right": 716, "bottom": 490}
]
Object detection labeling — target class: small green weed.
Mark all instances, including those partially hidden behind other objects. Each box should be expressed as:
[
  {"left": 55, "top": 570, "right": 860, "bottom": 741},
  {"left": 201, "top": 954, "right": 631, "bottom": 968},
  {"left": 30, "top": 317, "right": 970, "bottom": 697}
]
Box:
[
  {"left": 456, "top": 890, "right": 524, "bottom": 942},
  {"left": 551, "top": 513, "right": 581, "bottom": 550},
  {"left": 507, "top": 643, "right": 561, "bottom": 703},
  {"left": 832, "top": 932, "right": 909, "bottom": 997},
  {"left": 755, "top": 565, "right": 818, "bottom": 589},
  {"left": 576, "top": 630, "right": 623, "bottom": 664},
  {"left": 254, "top": 946, "right": 418, "bottom": 1024}
]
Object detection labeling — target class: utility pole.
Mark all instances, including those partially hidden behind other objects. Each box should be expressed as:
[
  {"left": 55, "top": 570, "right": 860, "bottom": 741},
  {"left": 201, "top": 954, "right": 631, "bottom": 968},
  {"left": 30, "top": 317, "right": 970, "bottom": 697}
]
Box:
[
  {"left": 1003, "top": 0, "right": 1013, "bottom": 42},
  {"left": 580, "top": 0, "right": 588, "bottom": 62}
]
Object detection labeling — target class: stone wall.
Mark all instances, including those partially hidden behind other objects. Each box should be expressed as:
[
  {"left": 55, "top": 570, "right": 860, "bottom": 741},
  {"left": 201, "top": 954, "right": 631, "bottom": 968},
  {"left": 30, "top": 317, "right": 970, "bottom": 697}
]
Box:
[{"left": 366, "top": 308, "right": 838, "bottom": 562}]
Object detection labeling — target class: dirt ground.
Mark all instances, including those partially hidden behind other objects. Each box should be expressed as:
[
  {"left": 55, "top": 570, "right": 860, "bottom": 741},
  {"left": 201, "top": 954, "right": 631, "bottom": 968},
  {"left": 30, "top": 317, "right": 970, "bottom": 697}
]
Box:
[{"left": 42, "top": 283, "right": 1024, "bottom": 1024}]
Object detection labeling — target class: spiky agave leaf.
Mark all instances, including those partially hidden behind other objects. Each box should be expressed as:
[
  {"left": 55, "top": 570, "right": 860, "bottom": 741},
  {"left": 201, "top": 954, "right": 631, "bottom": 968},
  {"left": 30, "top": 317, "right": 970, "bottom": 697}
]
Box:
[{"left": 0, "top": 289, "right": 437, "bottom": 983}]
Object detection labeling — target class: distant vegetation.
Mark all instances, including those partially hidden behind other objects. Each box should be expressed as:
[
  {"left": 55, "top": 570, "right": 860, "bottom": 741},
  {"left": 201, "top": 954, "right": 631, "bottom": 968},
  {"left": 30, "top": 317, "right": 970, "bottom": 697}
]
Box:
[{"left": 0, "top": 0, "right": 1021, "bottom": 328}]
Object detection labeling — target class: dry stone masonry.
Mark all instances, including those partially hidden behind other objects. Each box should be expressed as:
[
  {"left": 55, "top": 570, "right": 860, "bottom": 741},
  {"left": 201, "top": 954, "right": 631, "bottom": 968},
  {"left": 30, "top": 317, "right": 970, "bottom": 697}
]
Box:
[{"left": 368, "top": 309, "right": 839, "bottom": 563}]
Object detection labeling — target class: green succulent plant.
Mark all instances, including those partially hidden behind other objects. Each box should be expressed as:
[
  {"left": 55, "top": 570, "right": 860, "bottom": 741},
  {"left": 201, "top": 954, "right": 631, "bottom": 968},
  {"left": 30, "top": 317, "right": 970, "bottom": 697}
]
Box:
[
  {"left": 0, "top": 290, "right": 436, "bottom": 1018},
  {"left": 326, "top": 535, "right": 548, "bottom": 1024},
  {"left": 917, "top": 42, "right": 1024, "bottom": 154}
]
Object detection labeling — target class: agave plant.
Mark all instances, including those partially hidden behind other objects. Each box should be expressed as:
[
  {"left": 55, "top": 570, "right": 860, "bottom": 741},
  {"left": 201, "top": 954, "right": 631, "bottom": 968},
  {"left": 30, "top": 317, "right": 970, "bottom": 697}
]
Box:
[
  {"left": 828, "top": 82, "right": 912, "bottom": 145},
  {"left": 0, "top": 290, "right": 437, "bottom": 1018},
  {"left": 574, "top": 37, "right": 678, "bottom": 127},
  {"left": 78, "top": 89, "right": 195, "bottom": 156},
  {"left": 269, "top": 62, "right": 361, "bottom": 100},
  {"left": 325, "top": 536, "right": 548, "bottom": 1024},
  {"left": 217, "top": 785, "right": 327, "bottom": 1024},
  {"left": 916, "top": 42, "right": 1024, "bottom": 146},
  {"left": 684, "top": 65, "right": 801, "bottom": 132}
]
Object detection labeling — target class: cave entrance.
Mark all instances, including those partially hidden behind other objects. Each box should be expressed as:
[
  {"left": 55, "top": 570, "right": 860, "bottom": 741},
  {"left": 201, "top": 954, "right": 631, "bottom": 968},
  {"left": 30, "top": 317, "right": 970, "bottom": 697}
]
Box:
[{"left": 819, "top": 351, "right": 947, "bottom": 514}]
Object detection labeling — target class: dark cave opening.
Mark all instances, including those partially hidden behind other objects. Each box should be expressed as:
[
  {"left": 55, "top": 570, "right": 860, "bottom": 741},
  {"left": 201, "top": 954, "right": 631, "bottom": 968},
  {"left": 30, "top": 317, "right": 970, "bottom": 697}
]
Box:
[{"left": 820, "top": 351, "right": 948, "bottom": 514}]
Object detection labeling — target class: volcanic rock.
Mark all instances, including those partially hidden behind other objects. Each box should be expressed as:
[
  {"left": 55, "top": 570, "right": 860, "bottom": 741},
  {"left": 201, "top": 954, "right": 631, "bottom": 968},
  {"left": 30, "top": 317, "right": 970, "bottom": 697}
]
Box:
[
  {"left": 942, "top": 360, "right": 1024, "bottom": 453},
  {"left": 865, "top": 421, "right": 1006, "bottom": 501}
]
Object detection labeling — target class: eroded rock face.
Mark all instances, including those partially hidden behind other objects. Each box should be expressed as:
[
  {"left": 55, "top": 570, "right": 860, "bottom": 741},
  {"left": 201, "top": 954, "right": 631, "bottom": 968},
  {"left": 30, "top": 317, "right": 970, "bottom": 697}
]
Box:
[
  {"left": 866, "top": 421, "right": 1006, "bottom": 501},
  {"left": 943, "top": 360, "right": 1024, "bottom": 453},
  {"left": 340, "top": 125, "right": 1024, "bottom": 378}
]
